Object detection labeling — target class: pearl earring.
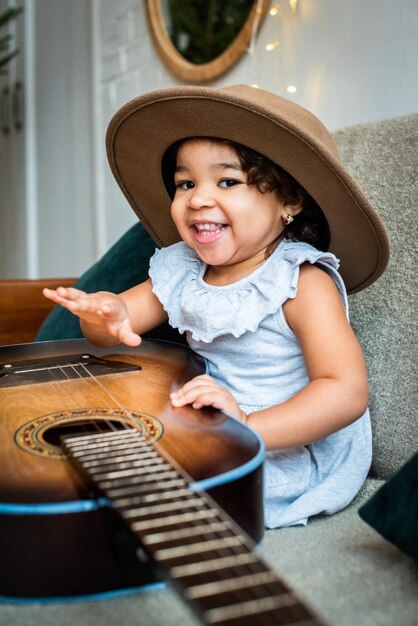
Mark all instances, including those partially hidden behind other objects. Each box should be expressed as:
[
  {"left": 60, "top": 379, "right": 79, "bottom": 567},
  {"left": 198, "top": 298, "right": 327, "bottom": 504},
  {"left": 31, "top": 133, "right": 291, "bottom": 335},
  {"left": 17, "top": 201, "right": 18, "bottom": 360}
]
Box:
[{"left": 282, "top": 214, "right": 294, "bottom": 226}]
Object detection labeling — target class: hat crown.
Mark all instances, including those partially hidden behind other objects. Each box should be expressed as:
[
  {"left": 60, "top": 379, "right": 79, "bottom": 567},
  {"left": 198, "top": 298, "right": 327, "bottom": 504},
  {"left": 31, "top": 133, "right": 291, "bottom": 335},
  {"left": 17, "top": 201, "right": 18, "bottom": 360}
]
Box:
[{"left": 221, "top": 84, "right": 340, "bottom": 160}]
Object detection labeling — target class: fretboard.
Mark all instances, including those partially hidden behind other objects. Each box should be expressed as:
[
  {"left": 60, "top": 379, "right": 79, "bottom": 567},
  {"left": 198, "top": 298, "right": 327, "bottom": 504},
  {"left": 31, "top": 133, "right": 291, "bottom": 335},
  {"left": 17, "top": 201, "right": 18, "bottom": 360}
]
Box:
[{"left": 63, "top": 429, "right": 325, "bottom": 626}]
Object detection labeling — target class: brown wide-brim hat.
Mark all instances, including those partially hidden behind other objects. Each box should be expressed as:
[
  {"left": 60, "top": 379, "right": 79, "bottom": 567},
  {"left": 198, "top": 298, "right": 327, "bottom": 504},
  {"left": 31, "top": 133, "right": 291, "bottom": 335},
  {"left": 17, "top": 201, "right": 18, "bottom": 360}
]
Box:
[{"left": 106, "top": 84, "right": 389, "bottom": 293}]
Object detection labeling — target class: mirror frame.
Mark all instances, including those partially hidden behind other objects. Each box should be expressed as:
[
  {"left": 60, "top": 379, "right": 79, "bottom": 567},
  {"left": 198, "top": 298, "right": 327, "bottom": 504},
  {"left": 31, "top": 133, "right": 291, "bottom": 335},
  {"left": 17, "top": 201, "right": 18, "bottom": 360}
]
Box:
[{"left": 145, "top": 0, "right": 270, "bottom": 82}]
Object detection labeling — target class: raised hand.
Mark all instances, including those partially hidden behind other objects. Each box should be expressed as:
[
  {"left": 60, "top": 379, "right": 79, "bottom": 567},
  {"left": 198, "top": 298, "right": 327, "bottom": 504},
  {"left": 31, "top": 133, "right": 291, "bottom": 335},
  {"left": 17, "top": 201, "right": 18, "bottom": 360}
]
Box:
[
  {"left": 170, "top": 374, "right": 247, "bottom": 423},
  {"left": 43, "top": 286, "right": 141, "bottom": 346}
]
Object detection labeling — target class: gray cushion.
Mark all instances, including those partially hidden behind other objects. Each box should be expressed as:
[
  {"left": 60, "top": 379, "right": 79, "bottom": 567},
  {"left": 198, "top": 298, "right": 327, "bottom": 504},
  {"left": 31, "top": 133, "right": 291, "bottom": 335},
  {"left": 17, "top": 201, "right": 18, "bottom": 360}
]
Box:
[
  {"left": 334, "top": 114, "right": 418, "bottom": 479},
  {"left": 260, "top": 480, "right": 418, "bottom": 626}
]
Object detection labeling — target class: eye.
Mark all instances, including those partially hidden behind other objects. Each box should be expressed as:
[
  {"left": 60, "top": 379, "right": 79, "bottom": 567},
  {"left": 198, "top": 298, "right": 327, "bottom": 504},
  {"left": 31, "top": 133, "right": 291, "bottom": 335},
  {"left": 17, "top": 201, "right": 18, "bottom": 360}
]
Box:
[
  {"left": 219, "top": 178, "right": 241, "bottom": 189},
  {"left": 175, "top": 180, "right": 195, "bottom": 191}
]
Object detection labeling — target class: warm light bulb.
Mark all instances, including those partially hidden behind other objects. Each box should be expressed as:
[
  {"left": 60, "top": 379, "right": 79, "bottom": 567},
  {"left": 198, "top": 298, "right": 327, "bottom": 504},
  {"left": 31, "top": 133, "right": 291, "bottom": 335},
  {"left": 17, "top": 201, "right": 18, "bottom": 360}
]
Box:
[
  {"left": 289, "top": 0, "right": 298, "bottom": 13},
  {"left": 265, "top": 41, "right": 280, "bottom": 52},
  {"left": 286, "top": 85, "right": 297, "bottom": 93},
  {"left": 270, "top": 3, "right": 280, "bottom": 16}
]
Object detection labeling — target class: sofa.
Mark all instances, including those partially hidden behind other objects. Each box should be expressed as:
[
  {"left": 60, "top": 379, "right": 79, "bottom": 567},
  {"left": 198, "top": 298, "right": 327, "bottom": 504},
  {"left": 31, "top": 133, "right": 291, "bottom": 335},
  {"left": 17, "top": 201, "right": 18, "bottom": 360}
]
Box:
[{"left": 1, "top": 114, "right": 417, "bottom": 626}]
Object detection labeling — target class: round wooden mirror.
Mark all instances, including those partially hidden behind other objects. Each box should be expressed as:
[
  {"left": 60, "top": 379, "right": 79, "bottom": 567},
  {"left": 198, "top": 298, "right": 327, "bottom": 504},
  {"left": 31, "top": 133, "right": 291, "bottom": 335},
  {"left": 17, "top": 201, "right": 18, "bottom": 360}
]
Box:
[{"left": 145, "top": 0, "right": 270, "bottom": 82}]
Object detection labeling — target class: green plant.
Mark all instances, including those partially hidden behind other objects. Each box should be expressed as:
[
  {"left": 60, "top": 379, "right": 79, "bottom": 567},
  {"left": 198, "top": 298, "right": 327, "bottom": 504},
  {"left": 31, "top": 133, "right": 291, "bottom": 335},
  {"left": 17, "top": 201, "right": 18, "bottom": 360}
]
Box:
[
  {"left": 0, "top": 6, "right": 23, "bottom": 74},
  {"left": 168, "top": 0, "right": 254, "bottom": 64}
]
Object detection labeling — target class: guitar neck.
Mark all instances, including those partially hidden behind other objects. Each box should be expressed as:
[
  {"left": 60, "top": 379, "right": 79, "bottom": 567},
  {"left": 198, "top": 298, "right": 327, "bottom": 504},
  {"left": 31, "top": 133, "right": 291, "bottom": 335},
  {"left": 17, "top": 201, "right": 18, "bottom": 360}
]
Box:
[{"left": 63, "top": 429, "right": 325, "bottom": 626}]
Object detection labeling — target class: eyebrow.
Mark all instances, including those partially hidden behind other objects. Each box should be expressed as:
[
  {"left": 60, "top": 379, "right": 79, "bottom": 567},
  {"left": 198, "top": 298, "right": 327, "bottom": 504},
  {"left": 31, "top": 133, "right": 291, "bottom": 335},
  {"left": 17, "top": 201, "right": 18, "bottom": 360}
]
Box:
[{"left": 174, "top": 162, "right": 243, "bottom": 174}]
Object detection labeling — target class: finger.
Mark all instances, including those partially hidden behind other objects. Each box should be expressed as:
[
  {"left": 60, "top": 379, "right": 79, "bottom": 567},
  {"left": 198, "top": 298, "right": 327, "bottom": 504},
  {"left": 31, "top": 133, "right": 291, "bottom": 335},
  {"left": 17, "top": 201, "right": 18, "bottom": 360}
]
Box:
[
  {"left": 56, "top": 286, "right": 87, "bottom": 300},
  {"left": 171, "top": 383, "right": 227, "bottom": 407},
  {"left": 118, "top": 327, "right": 142, "bottom": 347},
  {"left": 43, "top": 288, "right": 61, "bottom": 304},
  {"left": 170, "top": 378, "right": 223, "bottom": 405},
  {"left": 173, "top": 375, "right": 220, "bottom": 396},
  {"left": 192, "top": 392, "right": 224, "bottom": 410},
  {"left": 181, "top": 389, "right": 244, "bottom": 422},
  {"left": 112, "top": 317, "right": 140, "bottom": 346},
  {"left": 42, "top": 288, "right": 82, "bottom": 311},
  {"left": 183, "top": 390, "right": 227, "bottom": 411}
]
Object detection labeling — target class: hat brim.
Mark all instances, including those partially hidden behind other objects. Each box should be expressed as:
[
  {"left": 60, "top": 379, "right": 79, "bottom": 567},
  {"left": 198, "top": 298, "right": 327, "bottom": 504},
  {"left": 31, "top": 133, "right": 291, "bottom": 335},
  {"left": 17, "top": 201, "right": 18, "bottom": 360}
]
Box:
[{"left": 106, "top": 85, "right": 389, "bottom": 294}]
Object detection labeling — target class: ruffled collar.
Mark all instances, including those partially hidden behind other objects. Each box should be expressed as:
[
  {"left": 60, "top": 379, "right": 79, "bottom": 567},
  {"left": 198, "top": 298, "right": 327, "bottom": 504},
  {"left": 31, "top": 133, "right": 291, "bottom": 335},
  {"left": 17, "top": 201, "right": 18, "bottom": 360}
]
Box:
[{"left": 150, "top": 240, "right": 339, "bottom": 343}]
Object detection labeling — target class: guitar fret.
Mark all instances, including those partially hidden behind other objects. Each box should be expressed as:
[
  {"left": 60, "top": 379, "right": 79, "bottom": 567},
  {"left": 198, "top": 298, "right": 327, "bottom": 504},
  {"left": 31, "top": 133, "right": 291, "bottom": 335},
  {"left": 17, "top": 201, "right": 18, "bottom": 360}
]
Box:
[
  {"left": 97, "top": 469, "right": 178, "bottom": 491},
  {"left": 66, "top": 428, "right": 138, "bottom": 441},
  {"left": 170, "top": 552, "right": 259, "bottom": 578},
  {"left": 131, "top": 509, "right": 218, "bottom": 532},
  {"left": 105, "top": 478, "right": 185, "bottom": 498},
  {"left": 184, "top": 570, "right": 280, "bottom": 600},
  {"left": 67, "top": 430, "right": 141, "bottom": 449},
  {"left": 142, "top": 521, "right": 230, "bottom": 546},
  {"left": 75, "top": 442, "right": 153, "bottom": 462},
  {"left": 96, "top": 466, "right": 180, "bottom": 491},
  {"left": 91, "top": 460, "right": 170, "bottom": 481},
  {"left": 203, "top": 592, "right": 298, "bottom": 624},
  {"left": 120, "top": 497, "right": 205, "bottom": 518},
  {"left": 82, "top": 450, "right": 159, "bottom": 469},
  {"left": 113, "top": 488, "right": 191, "bottom": 508},
  {"left": 90, "top": 455, "right": 165, "bottom": 471},
  {"left": 154, "top": 536, "right": 245, "bottom": 562},
  {"left": 70, "top": 438, "right": 148, "bottom": 454},
  {"left": 70, "top": 437, "right": 149, "bottom": 452}
]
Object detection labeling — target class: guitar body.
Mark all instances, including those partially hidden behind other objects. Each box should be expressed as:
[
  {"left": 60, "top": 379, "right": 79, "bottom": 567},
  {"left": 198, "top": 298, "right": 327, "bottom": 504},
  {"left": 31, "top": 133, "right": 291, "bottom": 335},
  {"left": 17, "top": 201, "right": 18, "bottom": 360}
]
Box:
[{"left": 0, "top": 339, "right": 264, "bottom": 600}]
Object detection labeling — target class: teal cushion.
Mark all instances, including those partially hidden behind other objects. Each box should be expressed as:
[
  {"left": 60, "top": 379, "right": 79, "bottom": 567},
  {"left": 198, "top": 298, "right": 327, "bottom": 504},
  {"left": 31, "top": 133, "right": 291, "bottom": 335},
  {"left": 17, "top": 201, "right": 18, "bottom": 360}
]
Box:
[
  {"left": 359, "top": 452, "right": 418, "bottom": 561},
  {"left": 36, "top": 222, "right": 185, "bottom": 344}
]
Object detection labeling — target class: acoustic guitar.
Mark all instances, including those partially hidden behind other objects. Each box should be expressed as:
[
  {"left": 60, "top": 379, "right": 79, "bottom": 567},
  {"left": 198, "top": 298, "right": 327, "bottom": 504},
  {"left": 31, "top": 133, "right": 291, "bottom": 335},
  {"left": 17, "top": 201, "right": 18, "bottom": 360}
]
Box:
[{"left": 0, "top": 338, "right": 324, "bottom": 625}]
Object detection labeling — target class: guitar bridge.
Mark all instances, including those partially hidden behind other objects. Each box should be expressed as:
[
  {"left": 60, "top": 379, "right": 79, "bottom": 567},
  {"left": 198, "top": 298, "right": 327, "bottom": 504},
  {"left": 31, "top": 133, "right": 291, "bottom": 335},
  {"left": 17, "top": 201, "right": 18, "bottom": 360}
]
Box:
[{"left": 0, "top": 353, "right": 141, "bottom": 388}]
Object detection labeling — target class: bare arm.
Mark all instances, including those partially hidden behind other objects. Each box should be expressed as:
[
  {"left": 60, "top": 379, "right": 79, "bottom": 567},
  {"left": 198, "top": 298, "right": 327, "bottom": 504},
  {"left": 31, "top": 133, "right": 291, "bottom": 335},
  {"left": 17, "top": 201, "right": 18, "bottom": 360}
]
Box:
[
  {"left": 171, "top": 264, "right": 368, "bottom": 450},
  {"left": 246, "top": 264, "right": 368, "bottom": 448},
  {"left": 43, "top": 279, "right": 167, "bottom": 347}
]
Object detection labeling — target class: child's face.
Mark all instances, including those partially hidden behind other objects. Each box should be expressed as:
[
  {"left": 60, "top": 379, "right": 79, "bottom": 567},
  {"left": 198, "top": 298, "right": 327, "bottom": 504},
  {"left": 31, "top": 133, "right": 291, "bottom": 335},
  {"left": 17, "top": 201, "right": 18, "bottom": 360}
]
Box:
[{"left": 170, "top": 139, "right": 288, "bottom": 275}]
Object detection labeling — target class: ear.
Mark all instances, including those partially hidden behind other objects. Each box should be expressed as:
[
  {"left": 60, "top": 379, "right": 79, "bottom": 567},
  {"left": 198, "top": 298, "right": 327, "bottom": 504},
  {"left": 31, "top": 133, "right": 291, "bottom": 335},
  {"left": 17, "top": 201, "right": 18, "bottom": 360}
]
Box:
[
  {"left": 281, "top": 202, "right": 303, "bottom": 223},
  {"left": 285, "top": 202, "right": 303, "bottom": 218}
]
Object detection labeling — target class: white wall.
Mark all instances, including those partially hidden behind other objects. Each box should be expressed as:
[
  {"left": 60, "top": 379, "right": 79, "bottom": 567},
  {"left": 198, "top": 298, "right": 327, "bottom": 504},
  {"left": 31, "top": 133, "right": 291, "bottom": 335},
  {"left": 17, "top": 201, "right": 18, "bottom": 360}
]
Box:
[
  {"left": 35, "top": 0, "right": 95, "bottom": 277},
  {"left": 0, "top": 0, "right": 96, "bottom": 279},
  {"left": 95, "top": 0, "right": 418, "bottom": 255}
]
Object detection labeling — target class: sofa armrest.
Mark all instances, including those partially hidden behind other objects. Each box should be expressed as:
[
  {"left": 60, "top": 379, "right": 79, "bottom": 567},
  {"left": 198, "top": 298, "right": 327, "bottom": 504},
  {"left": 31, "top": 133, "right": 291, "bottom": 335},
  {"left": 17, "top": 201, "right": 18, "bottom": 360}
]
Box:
[{"left": 0, "top": 278, "right": 75, "bottom": 345}]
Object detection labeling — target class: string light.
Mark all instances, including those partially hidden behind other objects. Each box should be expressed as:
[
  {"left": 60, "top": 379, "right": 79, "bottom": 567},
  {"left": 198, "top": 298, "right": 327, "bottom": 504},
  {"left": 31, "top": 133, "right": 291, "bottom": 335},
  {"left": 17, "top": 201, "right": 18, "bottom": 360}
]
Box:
[
  {"left": 259, "top": 2, "right": 300, "bottom": 95},
  {"left": 265, "top": 41, "right": 280, "bottom": 52},
  {"left": 269, "top": 3, "right": 280, "bottom": 16}
]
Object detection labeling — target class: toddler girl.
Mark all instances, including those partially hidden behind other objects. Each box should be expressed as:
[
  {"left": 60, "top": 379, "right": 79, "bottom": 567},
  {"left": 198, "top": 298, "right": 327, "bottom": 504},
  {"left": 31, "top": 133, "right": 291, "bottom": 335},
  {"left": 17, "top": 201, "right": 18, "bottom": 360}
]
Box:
[{"left": 44, "top": 85, "right": 389, "bottom": 528}]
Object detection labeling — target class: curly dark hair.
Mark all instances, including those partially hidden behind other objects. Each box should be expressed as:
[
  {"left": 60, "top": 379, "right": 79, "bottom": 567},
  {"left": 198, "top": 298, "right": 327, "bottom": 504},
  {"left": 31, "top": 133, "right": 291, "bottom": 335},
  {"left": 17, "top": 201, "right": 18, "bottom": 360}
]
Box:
[{"left": 162, "top": 137, "right": 330, "bottom": 254}]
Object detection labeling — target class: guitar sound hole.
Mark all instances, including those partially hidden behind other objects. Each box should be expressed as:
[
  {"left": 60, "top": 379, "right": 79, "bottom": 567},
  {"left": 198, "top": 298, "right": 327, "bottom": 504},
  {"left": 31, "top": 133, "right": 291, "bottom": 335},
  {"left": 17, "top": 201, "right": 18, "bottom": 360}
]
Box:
[
  {"left": 15, "top": 408, "right": 163, "bottom": 460},
  {"left": 43, "top": 419, "right": 129, "bottom": 447}
]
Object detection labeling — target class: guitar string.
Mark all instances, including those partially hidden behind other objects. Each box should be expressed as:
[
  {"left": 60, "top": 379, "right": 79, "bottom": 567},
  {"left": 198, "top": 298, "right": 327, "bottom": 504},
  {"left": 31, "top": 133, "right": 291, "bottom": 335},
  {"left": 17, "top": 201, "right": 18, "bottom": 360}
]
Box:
[
  {"left": 43, "top": 360, "right": 89, "bottom": 416},
  {"left": 45, "top": 362, "right": 105, "bottom": 435},
  {"left": 44, "top": 358, "right": 295, "bottom": 620}
]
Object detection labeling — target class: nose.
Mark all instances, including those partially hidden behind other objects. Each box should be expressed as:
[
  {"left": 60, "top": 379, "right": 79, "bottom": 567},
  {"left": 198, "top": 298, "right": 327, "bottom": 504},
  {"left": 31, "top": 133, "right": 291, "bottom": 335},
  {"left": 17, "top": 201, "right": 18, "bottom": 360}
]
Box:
[{"left": 187, "top": 185, "right": 216, "bottom": 210}]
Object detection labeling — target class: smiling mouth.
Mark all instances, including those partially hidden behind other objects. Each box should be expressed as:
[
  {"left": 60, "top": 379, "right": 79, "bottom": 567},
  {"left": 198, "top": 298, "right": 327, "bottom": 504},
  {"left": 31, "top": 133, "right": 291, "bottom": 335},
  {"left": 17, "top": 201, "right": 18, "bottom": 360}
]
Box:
[{"left": 192, "top": 223, "right": 227, "bottom": 236}]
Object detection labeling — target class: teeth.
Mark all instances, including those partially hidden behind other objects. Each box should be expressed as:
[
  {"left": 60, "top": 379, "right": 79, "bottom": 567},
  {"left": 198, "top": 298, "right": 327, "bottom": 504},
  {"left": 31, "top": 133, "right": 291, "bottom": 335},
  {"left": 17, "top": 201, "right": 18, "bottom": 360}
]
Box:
[{"left": 194, "top": 223, "right": 224, "bottom": 232}]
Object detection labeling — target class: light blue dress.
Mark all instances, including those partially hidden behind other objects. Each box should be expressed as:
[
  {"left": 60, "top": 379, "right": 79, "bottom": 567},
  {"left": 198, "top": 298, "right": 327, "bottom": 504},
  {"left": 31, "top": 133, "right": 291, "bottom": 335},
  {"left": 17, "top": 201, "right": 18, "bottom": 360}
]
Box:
[{"left": 149, "top": 239, "right": 371, "bottom": 528}]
